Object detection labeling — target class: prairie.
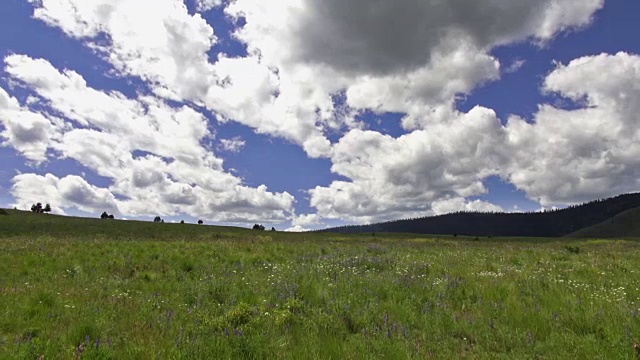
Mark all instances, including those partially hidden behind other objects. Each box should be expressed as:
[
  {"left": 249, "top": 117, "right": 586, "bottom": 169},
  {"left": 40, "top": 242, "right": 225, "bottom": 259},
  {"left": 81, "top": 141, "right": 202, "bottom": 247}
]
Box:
[{"left": 1, "top": 210, "right": 639, "bottom": 359}]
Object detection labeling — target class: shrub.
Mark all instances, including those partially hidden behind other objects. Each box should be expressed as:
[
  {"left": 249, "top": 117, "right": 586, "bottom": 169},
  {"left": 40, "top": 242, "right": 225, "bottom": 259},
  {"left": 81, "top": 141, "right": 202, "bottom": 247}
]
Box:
[{"left": 565, "top": 246, "right": 581, "bottom": 254}]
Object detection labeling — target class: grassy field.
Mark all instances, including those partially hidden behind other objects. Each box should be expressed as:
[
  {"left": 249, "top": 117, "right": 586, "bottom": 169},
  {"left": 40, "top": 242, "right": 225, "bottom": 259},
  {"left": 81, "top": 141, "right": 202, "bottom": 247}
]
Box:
[{"left": 2, "top": 210, "right": 640, "bottom": 359}]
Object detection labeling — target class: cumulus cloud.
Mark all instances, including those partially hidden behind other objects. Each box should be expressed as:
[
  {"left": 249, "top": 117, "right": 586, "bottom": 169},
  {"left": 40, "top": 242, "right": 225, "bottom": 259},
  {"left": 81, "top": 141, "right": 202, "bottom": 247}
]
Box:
[
  {"left": 29, "top": 0, "right": 336, "bottom": 158},
  {"left": 292, "top": 213, "right": 322, "bottom": 227},
  {"left": 230, "top": 0, "right": 603, "bottom": 74},
  {"left": 309, "top": 107, "right": 508, "bottom": 222},
  {"left": 0, "top": 87, "right": 62, "bottom": 163},
  {"left": 11, "top": 173, "right": 117, "bottom": 214},
  {"left": 310, "top": 52, "right": 640, "bottom": 222},
  {"left": 12, "top": 0, "right": 633, "bottom": 227},
  {"left": 284, "top": 225, "right": 310, "bottom": 233},
  {"left": 3, "top": 55, "right": 294, "bottom": 222},
  {"left": 431, "top": 198, "right": 504, "bottom": 216},
  {"left": 219, "top": 137, "right": 246, "bottom": 153},
  {"left": 284, "top": 0, "right": 601, "bottom": 75},
  {"left": 32, "top": 0, "right": 217, "bottom": 101},
  {"left": 226, "top": 0, "right": 603, "bottom": 135},
  {"left": 29, "top": 0, "right": 604, "bottom": 162},
  {"left": 195, "top": 0, "right": 223, "bottom": 12},
  {"left": 504, "top": 52, "right": 640, "bottom": 206}
]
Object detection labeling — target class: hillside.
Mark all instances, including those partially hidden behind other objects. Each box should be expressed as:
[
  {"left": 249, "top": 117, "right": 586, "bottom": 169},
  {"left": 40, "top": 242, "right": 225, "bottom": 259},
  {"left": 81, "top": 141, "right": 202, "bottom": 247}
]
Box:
[
  {"left": 566, "top": 207, "right": 640, "bottom": 238},
  {"left": 0, "top": 209, "right": 267, "bottom": 241},
  {"left": 322, "top": 193, "right": 640, "bottom": 237},
  {"left": 0, "top": 208, "right": 430, "bottom": 242}
]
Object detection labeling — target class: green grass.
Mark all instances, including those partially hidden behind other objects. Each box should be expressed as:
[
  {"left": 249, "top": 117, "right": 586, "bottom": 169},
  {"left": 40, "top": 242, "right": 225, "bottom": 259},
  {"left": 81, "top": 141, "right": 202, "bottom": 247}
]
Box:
[{"left": 2, "top": 210, "right": 640, "bottom": 358}]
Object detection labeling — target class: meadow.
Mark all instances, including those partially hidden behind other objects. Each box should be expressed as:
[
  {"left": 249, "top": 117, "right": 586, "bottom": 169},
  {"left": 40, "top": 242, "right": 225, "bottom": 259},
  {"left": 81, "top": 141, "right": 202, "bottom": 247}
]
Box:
[{"left": 1, "top": 210, "right": 640, "bottom": 359}]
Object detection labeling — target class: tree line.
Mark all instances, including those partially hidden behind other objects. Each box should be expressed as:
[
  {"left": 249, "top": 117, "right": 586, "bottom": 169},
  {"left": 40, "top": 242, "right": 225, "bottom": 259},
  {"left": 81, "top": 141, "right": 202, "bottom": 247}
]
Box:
[{"left": 321, "top": 193, "right": 640, "bottom": 237}]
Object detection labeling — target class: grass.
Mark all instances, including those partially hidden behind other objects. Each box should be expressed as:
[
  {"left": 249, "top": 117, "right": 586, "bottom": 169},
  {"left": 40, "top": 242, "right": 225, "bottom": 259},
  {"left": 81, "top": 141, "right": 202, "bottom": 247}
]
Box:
[{"left": 1, "top": 210, "right": 640, "bottom": 358}]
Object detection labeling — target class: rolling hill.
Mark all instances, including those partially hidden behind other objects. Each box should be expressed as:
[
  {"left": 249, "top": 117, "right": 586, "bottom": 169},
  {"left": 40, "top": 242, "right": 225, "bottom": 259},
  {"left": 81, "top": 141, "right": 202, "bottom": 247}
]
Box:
[
  {"left": 0, "top": 209, "right": 272, "bottom": 241},
  {"left": 322, "top": 193, "right": 640, "bottom": 238},
  {"left": 566, "top": 207, "right": 640, "bottom": 238}
]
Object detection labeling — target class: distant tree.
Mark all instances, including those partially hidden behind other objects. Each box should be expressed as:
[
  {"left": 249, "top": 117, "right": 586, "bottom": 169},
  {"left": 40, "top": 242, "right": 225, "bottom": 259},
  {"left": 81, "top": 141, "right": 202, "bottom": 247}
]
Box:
[
  {"left": 154, "top": 216, "right": 162, "bottom": 223},
  {"left": 180, "top": 220, "right": 185, "bottom": 224},
  {"left": 100, "top": 211, "right": 115, "bottom": 219},
  {"left": 31, "top": 203, "right": 43, "bottom": 213},
  {"left": 253, "top": 224, "right": 265, "bottom": 231},
  {"left": 30, "top": 202, "right": 51, "bottom": 214},
  {"left": 198, "top": 220, "right": 204, "bottom": 225},
  {"left": 161, "top": 219, "right": 164, "bottom": 223},
  {"left": 271, "top": 227, "right": 276, "bottom": 232}
]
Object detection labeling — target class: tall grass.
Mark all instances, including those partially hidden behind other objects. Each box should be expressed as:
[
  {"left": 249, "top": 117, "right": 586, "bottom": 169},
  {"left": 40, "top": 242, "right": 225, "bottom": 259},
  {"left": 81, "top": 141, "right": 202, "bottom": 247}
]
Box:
[{"left": 1, "top": 211, "right": 640, "bottom": 358}]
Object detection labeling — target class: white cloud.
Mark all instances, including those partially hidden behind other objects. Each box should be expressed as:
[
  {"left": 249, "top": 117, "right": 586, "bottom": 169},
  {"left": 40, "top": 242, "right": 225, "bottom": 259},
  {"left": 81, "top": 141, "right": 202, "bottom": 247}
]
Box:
[
  {"left": 32, "top": 0, "right": 218, "bottom": 102},
  {"left": 284, "top": 225, "right": 309, "bottom": 233},
  {"left": 309, "top": 107, "right": 508, "bottom": 223},
  {"left": 292, "top": 213, "right": 321, "bottom": 227},
  {"left": 29, "top": 0, "right": 604, "bottom": 163},
  {"left": 431, "top": 198, "right": 504, "bottom": 215},
  {"left": 0, "top": 86, "right": 62, "bottom": 164},
  {"left": 505, "top": 59, "right": 526, "bottom": 74},
  {"left": 309, "top": 52, "right": 640, "bottom": 222},
  {"left": 11, "top": 173, "right": 117, "bottom": 214},
  {"left": 195, "top": 0, "right": 223, "bottom": 12},
  {"left": 3, "top": 55, "right": 295, "bottom": 222},
  {"left": 219, "top": 137, "right": 246, "bottom": 153},
  {"left": 29, "top": 0, "right": 336, "bottom": 158},
  {"left": 503, "top": 52, "right": 640, "bottom": 206},
  {"left": 227, "top": 0, "right": 604, "bottom": 133}
]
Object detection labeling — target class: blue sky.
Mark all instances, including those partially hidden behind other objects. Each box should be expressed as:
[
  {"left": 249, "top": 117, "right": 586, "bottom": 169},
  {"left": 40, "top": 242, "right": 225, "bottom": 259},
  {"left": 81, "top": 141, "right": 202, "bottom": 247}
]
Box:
[{"left": 1, "top": 0, "right": 639, "bottom": 230}]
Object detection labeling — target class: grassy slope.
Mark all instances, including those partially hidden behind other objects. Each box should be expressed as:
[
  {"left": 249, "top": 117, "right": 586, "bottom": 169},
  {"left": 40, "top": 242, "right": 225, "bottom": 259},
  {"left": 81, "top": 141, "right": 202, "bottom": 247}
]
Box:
[
  {"left": 2, "top": 210, "right": 640, "bottom": 358},
  {"left": 0, "top": 209, "right": 264, "bottom": 241},
  {"left": 0, "top": 209, "right": 442, "bottom": 242},
  {"left": 567, "top": 207, "right": 640, "bottom": 238}
]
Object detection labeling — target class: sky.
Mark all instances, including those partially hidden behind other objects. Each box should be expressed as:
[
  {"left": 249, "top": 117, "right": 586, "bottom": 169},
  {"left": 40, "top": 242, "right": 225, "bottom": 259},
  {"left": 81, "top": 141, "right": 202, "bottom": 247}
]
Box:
[{"left": 0, "top": 0, "right": 639, "bottom": 231}]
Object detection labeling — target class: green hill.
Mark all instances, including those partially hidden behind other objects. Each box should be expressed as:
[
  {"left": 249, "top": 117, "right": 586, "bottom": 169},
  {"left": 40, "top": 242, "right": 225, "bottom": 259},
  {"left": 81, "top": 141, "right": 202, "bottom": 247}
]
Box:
[
  {"left": 0, "top": 208, "right": 432, "bottom": 242},
  {"left": 0, "top": 209, "right": 249, "bottom": 241},
  {"left": 0, "top": 208, "right": 322, "bottom": 243},
  {"left": 322, "top": 193, "right": 640, "bottom": 237},
  {"left": 566, "top": 207, "right": 640, "bottom": 238}
]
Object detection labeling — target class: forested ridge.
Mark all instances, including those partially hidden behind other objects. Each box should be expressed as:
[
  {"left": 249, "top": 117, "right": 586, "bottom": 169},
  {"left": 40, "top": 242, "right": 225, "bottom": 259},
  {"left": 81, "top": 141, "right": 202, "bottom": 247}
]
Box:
[{"left": 321, "top": 193, "right": 640, "bottom": 237}]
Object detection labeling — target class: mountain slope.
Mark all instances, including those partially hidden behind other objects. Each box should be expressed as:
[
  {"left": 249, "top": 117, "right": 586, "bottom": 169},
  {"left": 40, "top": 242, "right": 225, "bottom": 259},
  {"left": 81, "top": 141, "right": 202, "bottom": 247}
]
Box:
[
  {"left": 322, "top": 193, "right": 640, "bottom": 238},
  {"left": 566, "top": 207, "right": 640, "bottom": 238}
]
